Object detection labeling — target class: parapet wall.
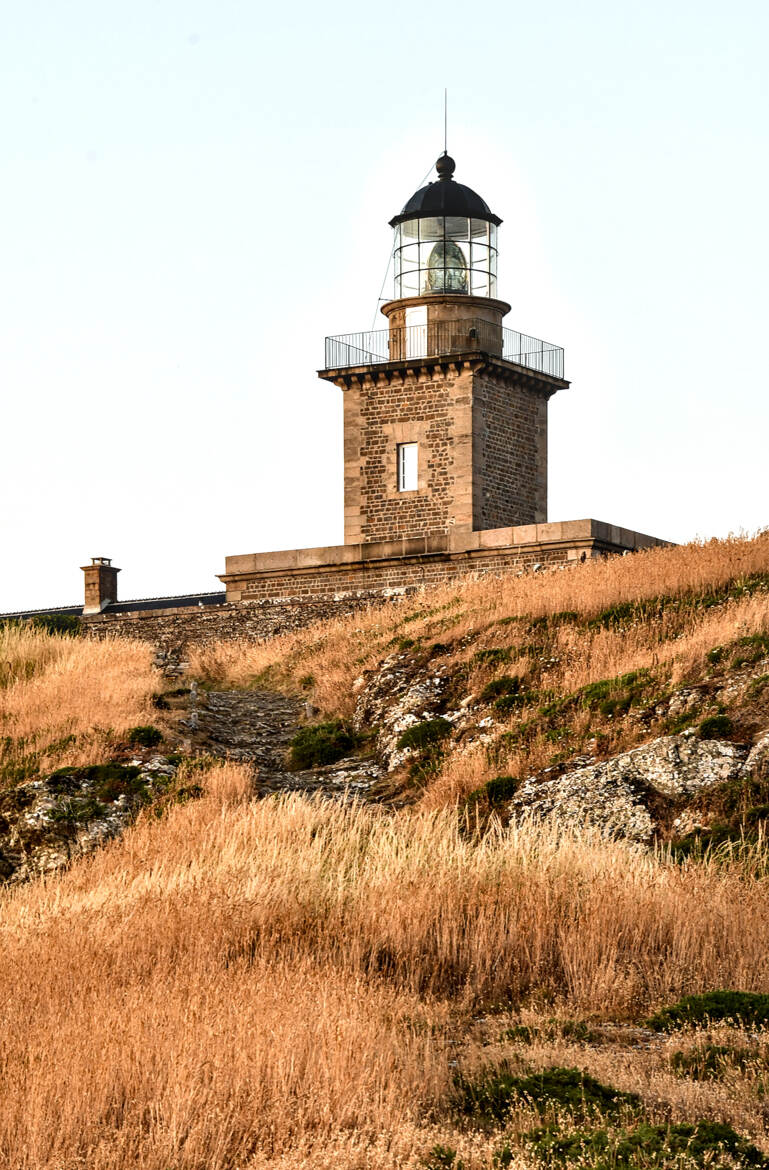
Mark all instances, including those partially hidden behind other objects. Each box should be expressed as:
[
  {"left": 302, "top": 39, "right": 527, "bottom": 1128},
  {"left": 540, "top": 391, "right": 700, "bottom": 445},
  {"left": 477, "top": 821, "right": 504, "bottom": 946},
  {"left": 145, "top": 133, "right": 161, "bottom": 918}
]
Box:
[
  {"left": 82, "top": 595, "right": 376, "bottom": 657},
  {"left": 221, "top": 519, "right": 665, "bottom": 603},
  {"left": 81, "top": 519, "right": 669, "bottom": 655}
]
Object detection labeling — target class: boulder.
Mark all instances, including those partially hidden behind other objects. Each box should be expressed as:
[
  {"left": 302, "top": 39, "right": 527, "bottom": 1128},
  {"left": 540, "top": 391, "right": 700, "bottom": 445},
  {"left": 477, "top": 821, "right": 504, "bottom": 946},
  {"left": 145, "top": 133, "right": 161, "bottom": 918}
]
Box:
[{"left": 513, "top": 731, "right": 749, "bottom": 841}]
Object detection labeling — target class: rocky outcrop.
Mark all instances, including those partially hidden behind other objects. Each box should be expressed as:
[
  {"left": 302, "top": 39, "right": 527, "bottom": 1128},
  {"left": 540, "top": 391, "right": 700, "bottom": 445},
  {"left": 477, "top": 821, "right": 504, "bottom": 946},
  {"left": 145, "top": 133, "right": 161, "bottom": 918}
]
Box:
[
  {"left": 512, "top": 732, "right": 750, "bottom": 842},
  {"left": 189, "top": 688, "right": 385, "bottom": 800},
  {"left": 0, "top": 757, "right": 178, "bottom": 884},
  {"left": 353, "top": 652, "right": 454, "bottom": 771}
]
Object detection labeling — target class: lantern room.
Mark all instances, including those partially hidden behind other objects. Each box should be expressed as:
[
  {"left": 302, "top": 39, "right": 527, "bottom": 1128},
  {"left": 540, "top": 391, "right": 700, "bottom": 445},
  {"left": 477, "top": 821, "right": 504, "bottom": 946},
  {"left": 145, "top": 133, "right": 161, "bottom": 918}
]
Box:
[{"left": 390, "top": 152, "right": 501, "bottom": 300}]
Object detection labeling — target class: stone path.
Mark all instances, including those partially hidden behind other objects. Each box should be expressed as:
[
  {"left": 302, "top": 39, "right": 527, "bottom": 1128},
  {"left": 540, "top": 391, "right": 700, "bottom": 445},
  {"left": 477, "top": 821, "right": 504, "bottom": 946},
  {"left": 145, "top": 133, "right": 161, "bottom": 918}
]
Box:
[{"left": 183, "top": 686, "right": 385, "bottom": 802}]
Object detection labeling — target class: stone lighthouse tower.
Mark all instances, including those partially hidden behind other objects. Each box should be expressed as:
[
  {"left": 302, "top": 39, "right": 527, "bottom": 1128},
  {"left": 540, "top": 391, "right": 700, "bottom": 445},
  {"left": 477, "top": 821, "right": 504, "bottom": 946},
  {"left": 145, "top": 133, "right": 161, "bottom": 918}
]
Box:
[{"left": 319, "top": 152, "right": 569, "bottom": 546}]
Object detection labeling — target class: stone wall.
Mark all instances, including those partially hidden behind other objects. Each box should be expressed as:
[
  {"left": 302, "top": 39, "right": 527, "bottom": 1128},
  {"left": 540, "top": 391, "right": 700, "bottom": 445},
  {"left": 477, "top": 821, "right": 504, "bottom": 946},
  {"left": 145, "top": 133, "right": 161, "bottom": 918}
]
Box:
[
  {"left": 83, "top": 546, "right": 571, "bottom": 654},
  {"left": 331, "top": 351, "right": 565, "bottom": 549},
  {"left": 236, "top": 543, "right": 569, "bottom": 601},
  {"left": 342, "top": 364, "right": 470, "bottom": 544},
  {"left": 473, "top": 370, "right": 549, "bottom": 530},
  {"left": 83, "top": 595, "right": 381, "bottom": 656},
  {"left": 83, "top": 520, "right": 670, "bottom": 653}
]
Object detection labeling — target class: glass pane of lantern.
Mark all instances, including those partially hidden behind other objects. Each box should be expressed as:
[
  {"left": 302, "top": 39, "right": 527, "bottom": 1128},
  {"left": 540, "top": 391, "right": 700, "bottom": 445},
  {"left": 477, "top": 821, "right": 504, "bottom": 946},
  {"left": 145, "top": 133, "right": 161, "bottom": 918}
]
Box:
[
  {"left": 420, "top": 216, "right": 444, "bottom": 241},
  {"left": 399, "top": 243, "right": 419, "bottom": 271},
  {"left": 401, "top": 270, "right": 420, "bottom": 296},
  {"left": 445, "top": 216, "right": 468, "bottom": 241},
  {"left": 471, "top": 270, "right": 489, "bottom": 296},
  {"left": 401, "top": 219, "right": 419, "bottom": 241},
  {"left": 471, "top": 243, "right": 489, "bottom": 271},
  {"left": 489, "top": 224, "right": 498, "bottom": 250},
  {"left": 470, "top": 218, "right": 489, "bottom": 241},
  {"left": 447, "top": 240, "right": 468, "bottom": 268},
  {"left": 419, "top": 241, "right": 437, "bottom": 270}
]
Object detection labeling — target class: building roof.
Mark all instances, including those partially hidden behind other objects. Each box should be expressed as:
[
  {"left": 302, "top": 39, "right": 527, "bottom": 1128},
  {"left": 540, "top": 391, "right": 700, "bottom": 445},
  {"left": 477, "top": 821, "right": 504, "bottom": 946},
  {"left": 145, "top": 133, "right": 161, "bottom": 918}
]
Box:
[
  {"left": 389, "top": 153, "right": 502, "bottom": 228},
  {"left": 0, "top": 592, "right": 227, "bottom": 621}
]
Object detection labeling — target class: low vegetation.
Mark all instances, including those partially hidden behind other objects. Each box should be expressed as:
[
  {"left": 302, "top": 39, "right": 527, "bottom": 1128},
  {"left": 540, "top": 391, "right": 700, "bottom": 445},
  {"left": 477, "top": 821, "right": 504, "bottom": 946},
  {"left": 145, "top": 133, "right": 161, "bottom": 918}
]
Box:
[
  {"left": 3, "top": 793, "right": 769, "bottom": 1165},
  {"left": 2, "top": 534, "right": 769, "bottom": 1164},
  {"left": 0, "top": 622, "right": 162, "bottom": 783},
  {"left": 289, "top": 720, "right": 356, "bottom": 767},
  {"left": 647, "top": 991, "right": 769, "bottom": 1032},
  {"left": 188, "top": 532, "right": 769, "bottom": 811}
]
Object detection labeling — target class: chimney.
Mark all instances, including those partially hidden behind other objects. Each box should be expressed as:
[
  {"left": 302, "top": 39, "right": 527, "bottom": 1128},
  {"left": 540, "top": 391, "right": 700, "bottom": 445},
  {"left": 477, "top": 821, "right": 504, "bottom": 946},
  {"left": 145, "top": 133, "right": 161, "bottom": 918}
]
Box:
[{"left": 81, "top": 557, "right": 120, "bottom": 614}]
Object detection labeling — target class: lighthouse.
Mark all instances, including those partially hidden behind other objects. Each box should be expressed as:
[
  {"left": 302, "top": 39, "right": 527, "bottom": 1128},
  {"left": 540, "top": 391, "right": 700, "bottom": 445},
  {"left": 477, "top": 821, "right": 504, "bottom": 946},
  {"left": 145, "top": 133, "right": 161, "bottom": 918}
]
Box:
[{"left": 319, "top": 152, "right": 568, "bottom": 546}]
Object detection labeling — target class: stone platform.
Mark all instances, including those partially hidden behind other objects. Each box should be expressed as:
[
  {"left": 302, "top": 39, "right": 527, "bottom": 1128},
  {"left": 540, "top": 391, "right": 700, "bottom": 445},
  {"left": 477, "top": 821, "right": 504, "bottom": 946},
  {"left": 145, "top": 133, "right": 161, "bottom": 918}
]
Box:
[{"left": 219, "top": 519, "right": 669, "bottom": 603}]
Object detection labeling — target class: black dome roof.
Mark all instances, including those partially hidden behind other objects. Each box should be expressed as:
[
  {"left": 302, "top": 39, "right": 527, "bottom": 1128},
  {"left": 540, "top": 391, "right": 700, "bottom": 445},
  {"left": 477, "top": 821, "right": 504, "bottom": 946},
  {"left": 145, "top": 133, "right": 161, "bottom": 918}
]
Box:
[{"left": 389, "top": 153, "right": 502, "bottom": 228}]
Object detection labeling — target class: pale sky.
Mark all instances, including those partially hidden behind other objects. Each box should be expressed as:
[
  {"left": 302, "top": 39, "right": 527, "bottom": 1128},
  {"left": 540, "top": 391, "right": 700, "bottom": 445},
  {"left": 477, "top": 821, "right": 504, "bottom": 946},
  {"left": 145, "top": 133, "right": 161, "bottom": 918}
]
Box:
[{"left": 1, "top": 0, "right": 767, "bottom": 612}]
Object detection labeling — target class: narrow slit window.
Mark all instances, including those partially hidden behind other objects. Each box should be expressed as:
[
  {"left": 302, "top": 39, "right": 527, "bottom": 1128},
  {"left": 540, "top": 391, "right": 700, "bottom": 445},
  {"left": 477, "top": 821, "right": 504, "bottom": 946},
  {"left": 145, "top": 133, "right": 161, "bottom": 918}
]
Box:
[{"left": 397, "top": 442, "right": 418, "bottom": 492}]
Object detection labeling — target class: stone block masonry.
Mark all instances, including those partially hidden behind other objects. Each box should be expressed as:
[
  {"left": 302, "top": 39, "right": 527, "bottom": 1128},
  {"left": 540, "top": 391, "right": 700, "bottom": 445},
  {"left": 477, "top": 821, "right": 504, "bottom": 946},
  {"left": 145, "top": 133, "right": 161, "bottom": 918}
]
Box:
[
  {"left": 78, "top": 518, "right": 669, "bottom": 656},
  {"left": 75, "top": 521, "right": 671, "bottom": 655},
  {"left": 220, "top": 520, "right": 666, "bottom": 606},
  {"left": 326, "top": 347, "right": 565, "bottom": 547},
  {"left": 83, "top": 596, "right": 376, "bottom": 658}
]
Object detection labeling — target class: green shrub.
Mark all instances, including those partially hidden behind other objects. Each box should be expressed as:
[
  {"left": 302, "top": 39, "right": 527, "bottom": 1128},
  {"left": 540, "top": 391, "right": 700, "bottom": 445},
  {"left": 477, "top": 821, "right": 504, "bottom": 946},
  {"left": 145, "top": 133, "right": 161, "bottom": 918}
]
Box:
[
  {"left": 49, "top": 796, "right": 107, "bottom": 825},
  {"left": 48, "top": 763, "right": 150, "bottom": 807},
  {"left": 494, "top": 691, "right": 537, "bottom": 714},
  {"left": 732, "top": 634, "right": 769, "bottom": 668},
  {"left": 30, "top": 614, "right": 81, "bottom": 636},
  {"left": 588, "top": 600, "right": 639, "bottom": 630},
  {"left": 647, "top": 990, "right": 769, "bottom": 1032},
  {"left": 580, "top": 671, "right": 650, "bottom": 712},
  {"left": 501, "top": 1024, "right": 537, "bottom": 1044},
  {"left": 473, "top": 648, "right": 512, "bottom": 665},
  {"left": 687, "top": 774, "right": 769, "bottom": 826},
  {"left": 698, "top": 715, "right": 733, "bottom": 740},
  {"left": 559, "top": 1019, "right": 599, "bottom": 1043},
  {"left": 126, "top": 725, "right": 163, "bottom": 748},
  {"left": 670, "top": 1042, "right": 758, "bottom": 1080},
  {"left": 663, "top": 712, "right": 698, "bottom": 735},
  {"left": 289, "top": 721, "right": 356, "bottom": 768},
  {"left": 465, "top": 775, "right": 520, "bottom": 812},
  {"left": 174, "top": 784, "right": 204, "bottom": 804},
  {"left": 519, "top": 1120, "right": 769, "bottom": 1169},
  {"left": 707, "top": 646, "right": 725, "bottom": 666},
  {"left": 396, "top": 718, "right": 452, "bottom": 752},
  {"left": 669, "top": 824, "right": 747, "bottom": 860},
  {"left": 151, "top": 693, "right": 170, "bottom": 710},
  {"left": 481, "top": 676, "right": 520, "bottom": 702},
  {"left": 454, "top": 1064, "right": 639, "bottom": 1125}
]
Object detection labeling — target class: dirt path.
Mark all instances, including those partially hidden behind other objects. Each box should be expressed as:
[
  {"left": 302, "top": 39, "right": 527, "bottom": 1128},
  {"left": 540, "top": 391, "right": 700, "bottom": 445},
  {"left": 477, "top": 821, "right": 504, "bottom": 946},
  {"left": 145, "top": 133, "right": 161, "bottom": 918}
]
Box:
[{"left": 182, "top": 686, "right": 385, "bottom": 801}]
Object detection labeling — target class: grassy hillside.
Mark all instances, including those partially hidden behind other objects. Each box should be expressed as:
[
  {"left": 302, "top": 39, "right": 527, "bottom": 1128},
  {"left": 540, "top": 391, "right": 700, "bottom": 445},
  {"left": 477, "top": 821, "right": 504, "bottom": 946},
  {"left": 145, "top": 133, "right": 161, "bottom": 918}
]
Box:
[
  {"left": 2, "top": 533, "right": 769, "bottom": 1167},
  {"left": 0, "top": 622, "right": 161, "bottom": 783},
  {"left": 5, "top": 780, "right": 769, "bottom": 1167},
  {"left": 191, "top": 532, "right": 769, "bottom": 809}
]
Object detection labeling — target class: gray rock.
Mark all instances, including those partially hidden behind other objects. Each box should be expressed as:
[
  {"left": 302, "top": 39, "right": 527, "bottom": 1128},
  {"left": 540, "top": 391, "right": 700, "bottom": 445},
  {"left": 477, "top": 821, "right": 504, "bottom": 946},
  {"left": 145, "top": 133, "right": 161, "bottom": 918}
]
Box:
[
  {"left": 513, "top": 732, "right": 749, "bottom": 841},
  {"left": 742, "top": 730, "right": 769, "bottom": 779},
  {"left": 353, "top": 653, "right": 451, "bottom": 771}
]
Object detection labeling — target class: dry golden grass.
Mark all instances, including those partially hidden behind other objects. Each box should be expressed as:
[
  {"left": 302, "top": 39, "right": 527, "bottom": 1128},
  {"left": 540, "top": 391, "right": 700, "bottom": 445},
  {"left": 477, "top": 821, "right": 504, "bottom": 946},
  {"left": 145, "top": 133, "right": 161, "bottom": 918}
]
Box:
[
  {"left": 5, "top": 777, "right": 769, "bottom": 1166},
  {"left": 190, "top": 532, "right": 769, "bottom": 719},
  {"left": 3, "top": 537, "right": 769, "bottom": 1166},
  {"left": 0, "top": 626, "right": 161, "bottom": 776},
  {"left": 426, "top": 586, "right": 769, "bottom": 807}
]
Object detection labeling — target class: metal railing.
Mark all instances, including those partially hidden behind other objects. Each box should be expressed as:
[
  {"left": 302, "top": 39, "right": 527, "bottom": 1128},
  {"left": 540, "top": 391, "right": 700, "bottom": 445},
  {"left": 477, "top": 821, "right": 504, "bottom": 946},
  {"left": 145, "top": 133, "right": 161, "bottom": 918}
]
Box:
[{"left": 324, "top": 318, "right": 564, "bottom": 378}]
